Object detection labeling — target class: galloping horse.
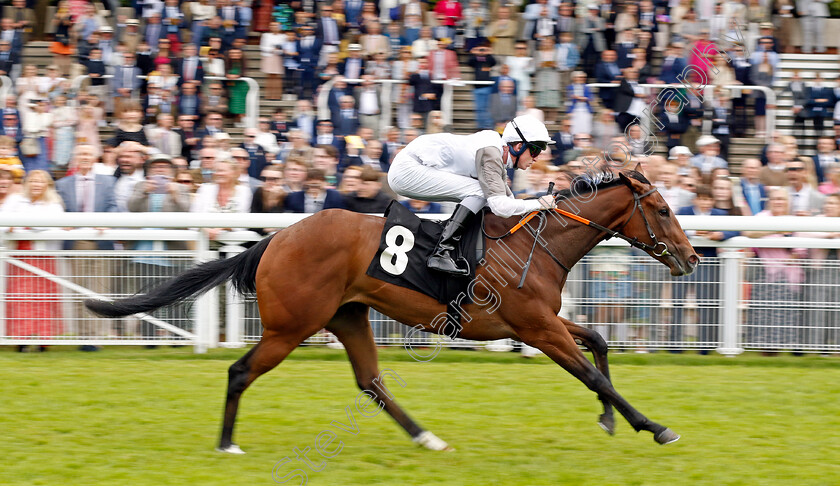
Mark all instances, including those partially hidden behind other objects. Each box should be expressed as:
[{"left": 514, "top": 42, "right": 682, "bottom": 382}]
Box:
[{"left": 86, "top": 168, "right": 699, "bottom": 453}]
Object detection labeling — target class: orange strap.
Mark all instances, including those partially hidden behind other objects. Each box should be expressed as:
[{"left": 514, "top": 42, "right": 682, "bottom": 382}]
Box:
[
  {"left": 510, "top": 208, "right": 594, "bottom": 234},
  {"left": 509, "top": 211, "right": 538, "bottom": 234},
  {"left": 554, "top": 207, "right": 592, "bottom": 226}
]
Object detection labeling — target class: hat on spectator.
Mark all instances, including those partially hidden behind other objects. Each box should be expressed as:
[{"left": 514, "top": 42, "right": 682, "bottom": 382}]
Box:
[
  {"left": 668, "top": 146, "right": 693, "bottom": 159},
  {"left": 348, "top": 43, "right": 363, "bottom": 51},
  {"left": 213, "top": 132, "right": 231, "bottom": 141},
  {"left": 99, "top": 25, "right": 114, "bottom": 33},
  {"left": 695, "top": 135, "right": 720, "bottom": 148},
  {"left": 126, "top": 18, "right": 140, "bottom": 26},
  {"left": 145, "top": 153, "right": 174, "bottom": 171},
  {"left": 587, "top": 4, "right": 600, "bottom": 10},
  {"left": 759, "top": 22, "right": 774, "bottom": 30}
]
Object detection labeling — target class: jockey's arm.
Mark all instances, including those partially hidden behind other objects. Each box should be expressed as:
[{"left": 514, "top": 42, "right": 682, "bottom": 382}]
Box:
[{"left": 476, "top": 146, "right": 546, "bottom": 219}]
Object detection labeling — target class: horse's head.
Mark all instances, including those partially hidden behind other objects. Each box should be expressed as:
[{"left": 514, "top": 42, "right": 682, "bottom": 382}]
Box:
[{"left": 617, "top": 169, "right": 700, "bottom": 276}]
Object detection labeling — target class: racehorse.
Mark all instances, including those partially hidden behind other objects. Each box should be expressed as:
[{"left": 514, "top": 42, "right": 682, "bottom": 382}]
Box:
[{"left": 85, "top": 168, "right": 699, "bottom": 453}]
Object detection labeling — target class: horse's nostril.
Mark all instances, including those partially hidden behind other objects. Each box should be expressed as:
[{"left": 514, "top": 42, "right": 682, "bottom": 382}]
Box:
[{"left": 688, "top": 255, "right": 700, "bottom": 267}]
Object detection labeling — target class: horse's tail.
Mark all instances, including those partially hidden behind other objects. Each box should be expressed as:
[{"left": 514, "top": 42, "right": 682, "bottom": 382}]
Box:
[{"left": 84, "top": 234, "right": 275, "bottom": 318}]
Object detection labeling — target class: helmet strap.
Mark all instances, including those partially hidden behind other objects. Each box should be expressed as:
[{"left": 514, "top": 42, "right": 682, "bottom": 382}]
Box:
[{"left": 507, "top": 142, "right": 526, "bottom": 169}]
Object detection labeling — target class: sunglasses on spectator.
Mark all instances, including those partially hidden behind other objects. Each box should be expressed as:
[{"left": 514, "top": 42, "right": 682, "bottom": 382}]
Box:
[
  {"left": 787, "top": 166, "right": 804, "bottom": 172},
  {"left": 263, "top": 176, "right": 281, "bottom": 182},
  {"left": 177, "top": 178, "right": 193, "bottom": 184}
]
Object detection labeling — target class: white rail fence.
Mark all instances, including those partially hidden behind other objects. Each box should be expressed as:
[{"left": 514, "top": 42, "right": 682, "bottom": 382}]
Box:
[{"left": 1, "top": 213, "right": 840, "bottom": 355}]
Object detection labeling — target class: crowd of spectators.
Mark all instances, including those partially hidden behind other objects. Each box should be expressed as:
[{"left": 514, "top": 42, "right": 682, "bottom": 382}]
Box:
[{"left": 1, "top": 0, "right": 840, "bottom": 351}]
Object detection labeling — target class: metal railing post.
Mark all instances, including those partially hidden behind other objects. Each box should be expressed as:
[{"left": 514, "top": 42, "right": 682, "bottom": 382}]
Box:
[
  {"left": 440, "top": 80, "right": 455, "bottom": 126},
  {"left": 717, "top": 249, "right": 745, "bottom": 356},
  {"left": 192, "top": 230, "right": 211, "bottom": 353},
  {"left": 243, "top": 77, "right": 260, "bottom": 129},
  {"left": 0, "top": 230, "right": 6, "bottom": 340}
]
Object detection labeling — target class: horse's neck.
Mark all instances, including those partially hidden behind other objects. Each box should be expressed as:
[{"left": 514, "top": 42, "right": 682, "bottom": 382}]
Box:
[{"left": 549, "top": 185, "right": 635, "bottom": 268}]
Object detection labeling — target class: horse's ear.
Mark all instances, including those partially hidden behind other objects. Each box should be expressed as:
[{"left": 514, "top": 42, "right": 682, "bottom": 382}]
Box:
[
  {"left": 618, "top": 171, "right": 634, "bottom": 189},
  {"left": 633, "top": 162, "right": 643, "bottom": 172}
]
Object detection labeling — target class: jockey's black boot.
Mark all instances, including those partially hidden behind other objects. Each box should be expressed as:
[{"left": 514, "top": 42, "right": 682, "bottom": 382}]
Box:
[{"left": 428, "top": 204, "right": 473, "bottom": 276}]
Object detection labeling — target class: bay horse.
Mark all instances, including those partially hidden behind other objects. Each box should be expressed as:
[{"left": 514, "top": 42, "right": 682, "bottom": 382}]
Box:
[{"left": 85, "top": 168, "right": 699, "bottom": 453}]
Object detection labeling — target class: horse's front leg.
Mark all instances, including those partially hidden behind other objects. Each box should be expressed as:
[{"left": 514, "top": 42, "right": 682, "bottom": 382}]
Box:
[
  {"left": 562, "top": 318, "right": 615, "bottom": 435},
  {"left": 519, "top": 314, "right": 679, "bottom": 445}
]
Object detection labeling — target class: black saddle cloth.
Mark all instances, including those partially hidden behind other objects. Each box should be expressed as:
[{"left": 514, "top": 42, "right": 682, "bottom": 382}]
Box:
[{"left": 366, "top": 201, "right": 485, "bottom": 304}]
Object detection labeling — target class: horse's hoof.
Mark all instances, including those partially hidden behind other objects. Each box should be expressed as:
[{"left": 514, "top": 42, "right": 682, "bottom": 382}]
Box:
[
  {"left": 654, "top": 428, "right": 680, "bottom": 445},
  {"left": 413, "top": 431, "right": 454, "bottom": 452},
  {"left": 216, "top": 444, "right": 246, "bottom": 454},
  {"left": 598, "top": 414, "right": 616, "bottom": 436}
]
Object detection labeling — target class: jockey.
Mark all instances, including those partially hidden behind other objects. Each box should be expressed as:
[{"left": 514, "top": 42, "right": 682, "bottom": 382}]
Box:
[{"left": 388, "top": 114, "right": 556, "bottom": 276}]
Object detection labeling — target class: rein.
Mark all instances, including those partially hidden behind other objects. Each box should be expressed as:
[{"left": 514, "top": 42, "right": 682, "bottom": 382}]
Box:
[{"left": 481, "top": 186, "right": 670, "bottom": 288}]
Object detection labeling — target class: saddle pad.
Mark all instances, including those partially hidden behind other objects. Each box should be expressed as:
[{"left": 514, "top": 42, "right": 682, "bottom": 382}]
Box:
[{"left": 366, "top": 201, "right": 484, "bottom": 305}]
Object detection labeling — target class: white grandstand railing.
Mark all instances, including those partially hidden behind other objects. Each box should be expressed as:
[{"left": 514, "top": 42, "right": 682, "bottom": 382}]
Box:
[{"left": 1, "top": 213, "right": 840, "bottom": 355}]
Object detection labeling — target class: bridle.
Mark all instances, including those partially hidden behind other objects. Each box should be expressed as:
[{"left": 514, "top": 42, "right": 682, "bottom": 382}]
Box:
[
  {"left": 483, "top": 183, "right": 671, "bottom": 288},
  {"left": 611, "top": 187, "right": 672, "bottom": 258}
]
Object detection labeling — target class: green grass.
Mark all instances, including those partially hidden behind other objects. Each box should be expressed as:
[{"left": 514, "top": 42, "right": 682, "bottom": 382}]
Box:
[{"left": 2, "top": 347, "right": 839, "bottom": 485}]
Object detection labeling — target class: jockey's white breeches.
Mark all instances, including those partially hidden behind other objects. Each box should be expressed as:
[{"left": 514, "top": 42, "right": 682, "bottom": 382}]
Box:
[{"left": 388, "top": 152, "right": 485, "bottom": 204}]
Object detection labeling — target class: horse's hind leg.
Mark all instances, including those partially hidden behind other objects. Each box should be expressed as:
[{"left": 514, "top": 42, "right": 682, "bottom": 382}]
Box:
[
  {"left": 563, "top": 318, "right": 615, "bottom": 435},
  {"left": 326, "top": 303, "right": 452, "bottom": 451},
  {"left": 218, "top": 330, "right": 299, "bottom": 453}
]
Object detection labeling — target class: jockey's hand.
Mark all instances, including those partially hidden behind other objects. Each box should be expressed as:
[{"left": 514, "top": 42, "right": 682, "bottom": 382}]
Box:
[{"left": 537, "top": 194, "right": 556, "bottom": 211}]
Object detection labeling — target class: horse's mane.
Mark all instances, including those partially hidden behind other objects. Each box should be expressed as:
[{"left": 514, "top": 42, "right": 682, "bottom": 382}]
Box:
[{"left": 554, "top": 169, "right": 651, "bottom": 201}]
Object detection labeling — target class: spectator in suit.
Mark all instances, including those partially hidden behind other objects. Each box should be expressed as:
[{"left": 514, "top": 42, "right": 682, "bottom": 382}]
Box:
[
  {"left": 249, "top": 164, "right": 286, "bottom": 234},
  {"left": 0, "top": 40, "right": 17, "bottom": 78},
  {"left": 284, "top": 168, "right": 345, "bottom": 213},
  {"left": 709, "top": 89, "right": 735, "bottom": 161},
  {"left": 333, "top": 95, "right": 360, "bottom": 137},
  {"left": 56, "top": 145, "right": 118, "bottom": 350},
  {"left": 595, "top": 49, "right": 621, "bottom": 110},
  {"left": 291, "top": 99, "right": 316, "bottom": 144},
  {"left": 216, "top": 0, "right": 241, "bottom": 49},
  {"left": 740, "top": 158, "right": 767, "bottom": 215},
  {"left": 174, "top": 115, "right": 199, "bottom": 160},
  {"left": 112, "top": 52, "right": 143, "bottom": 119},
  {"left": 203, "top": 82, "right": 229, "bottom": 116},
  {"left": 657, "top": 44, "right": 687, "bottom": 84},
  {"left": 799, "top": 0, "right": 830, "bottom": 54},
  {"left": 578, "top": 5, "right": 606, "bottom": 77},
  {"left": 785, "top": 70, "right": 808, "bottom": 138},
  {"left": 805, "top": 72, "right": 835, "bottom": 136},
  {"left": 296, "top": 24, "right": 322, "bottom": 99},
  {"left": 659, "top": 97, "right": 690, "bottom": 151},
  {"left": 408, "top": 58, "right": 438, "bottom": 122},
  {"left": 240, "top": 129, "right": 269, "bottom": 179},
  {"left": 144, "top": 13, "right": 167, "bottom": 53},
  {"left": 177, "top": 44, "right": 204, "bottom": 87},
  {"left": 344, "top": 165, "right": 392, "bottom": 213},
  {"left": 342, "top": 138, "right": 389, "bottom": 173},
  {"left": 551, "top": 118, "right": 575, "bottom": 166},
  {"left": 813, "top": 137, "right": 839, "bottom": 184},
  {"left": 467, "top": 43, "right": 496, "bottom": 130},
  {"left": 177, "top": 82, "right": 202, "bottom": 121},
  {"left": 340, "top": 44, "right": 366, "bottom": 81},
  {"left": 312, "top": 119, "right": 345, "bottom": 155},
  {"left": 489, "top": 79, "right": 517, "bottom": 130},
  {"left": 613, "top": 67, "right": 646, "bottom": 131},
  {"left": 729, "top": 44, "right": 751, "bottom": 137},
  {"left": 787, "top": 159, "right": 825, "bottom": 216},
  {"left": 0, "top": 110, "right": 22, "bottom": 148}
]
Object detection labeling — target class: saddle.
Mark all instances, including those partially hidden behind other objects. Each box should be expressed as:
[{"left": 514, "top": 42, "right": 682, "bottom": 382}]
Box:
[{"left": 366, "top": 201, "right": 485, "bottom": 305}]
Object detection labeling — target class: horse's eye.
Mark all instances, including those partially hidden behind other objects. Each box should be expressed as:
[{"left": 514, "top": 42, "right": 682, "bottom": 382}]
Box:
[{"left": 658, "top": 208, "right": 669, "bottom": 217}]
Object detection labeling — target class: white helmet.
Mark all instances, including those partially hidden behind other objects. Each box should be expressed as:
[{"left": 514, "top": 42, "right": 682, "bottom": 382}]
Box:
[{"left": 502, "top": 115, "right": 554, "bottom": 146}]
